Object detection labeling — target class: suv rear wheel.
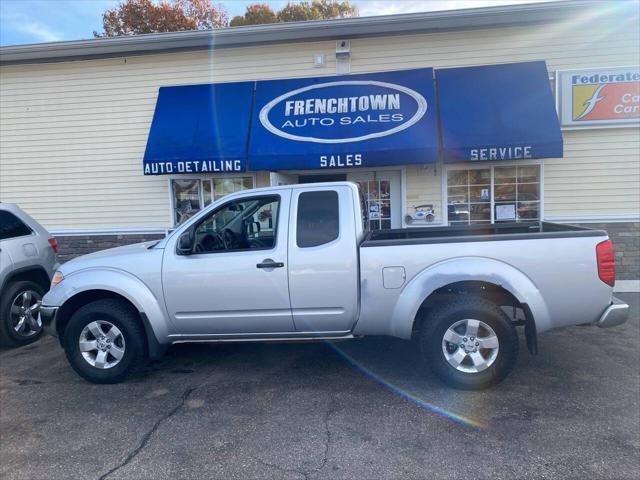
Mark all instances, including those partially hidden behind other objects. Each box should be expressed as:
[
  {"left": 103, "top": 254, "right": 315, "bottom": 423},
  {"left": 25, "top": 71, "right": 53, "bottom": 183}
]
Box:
[
  {"left": 419, "top": 296, "right": 519, "bottom": 390},
  {"left": 63, "top": 299, "right": 145, "bottom": 384},
  {"left": 0, "top": 280, "right": 45, "bottom": 347}
]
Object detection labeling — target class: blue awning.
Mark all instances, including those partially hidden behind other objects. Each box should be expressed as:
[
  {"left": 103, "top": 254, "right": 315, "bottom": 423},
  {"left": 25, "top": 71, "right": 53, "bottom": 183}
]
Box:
[
  {"left": 436, "top": 61, "right": 563, "bottom": 163},
  {"left": 143, "top": 82, "right": 254, "bottom": 175},
  {"left": 248, "top": 68, "right": 439, "bottom": 170}
]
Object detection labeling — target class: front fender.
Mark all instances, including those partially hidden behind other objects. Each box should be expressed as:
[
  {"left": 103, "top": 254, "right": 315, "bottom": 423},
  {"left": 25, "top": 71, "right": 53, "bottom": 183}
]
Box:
[
  {"left": 43, "top": 267, "right": 171, "bottom": 344},
  {"left": 389, "top": 256, "right": 551, "bottom": 338}
]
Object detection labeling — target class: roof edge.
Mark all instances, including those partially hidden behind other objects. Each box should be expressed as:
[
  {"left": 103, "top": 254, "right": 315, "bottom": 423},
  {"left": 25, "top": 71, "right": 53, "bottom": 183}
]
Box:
[{"left": 0, "top": 0, "right": 635, "bottom": 65}]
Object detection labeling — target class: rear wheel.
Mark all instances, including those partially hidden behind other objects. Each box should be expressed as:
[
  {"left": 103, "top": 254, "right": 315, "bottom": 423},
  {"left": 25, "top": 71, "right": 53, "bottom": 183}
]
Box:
[
  {"left": 63, "top": 299, "right": 145, "bottom": 384},
  {"left": 419, "top": 296, "right": 519, "bottom": 390},
  {"left": 0, "top": 280, "right": 45, "bottom": 347}
]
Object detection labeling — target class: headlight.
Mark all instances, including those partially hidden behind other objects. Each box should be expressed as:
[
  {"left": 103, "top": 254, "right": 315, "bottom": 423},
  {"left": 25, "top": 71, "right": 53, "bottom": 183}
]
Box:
[{"left": 51, "top": 271, "right": 64, "bottom": 288}]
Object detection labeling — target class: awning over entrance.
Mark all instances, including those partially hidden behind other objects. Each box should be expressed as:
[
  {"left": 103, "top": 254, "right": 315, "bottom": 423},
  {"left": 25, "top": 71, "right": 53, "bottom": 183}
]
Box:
[
  {"left": 142, "top": 62, "right": 563, "bottom": 174},
  {"left": 248, "top": 68, "right": 439, "bottom": 171},
  {"left": 436, "top": 61, "right": 563, "bottom": 163},
  {"left": 143, "top": 82, "right": 254, "bottom": 175}
]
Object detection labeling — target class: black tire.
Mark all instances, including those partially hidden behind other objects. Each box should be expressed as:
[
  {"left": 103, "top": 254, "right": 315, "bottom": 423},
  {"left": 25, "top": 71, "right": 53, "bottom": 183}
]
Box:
[
  {"left": 63, "top": 299, "right": 145, "bottom": 384},
  {"left": 419, "top": 296, "right": 519, "bottom": 390},
  {"left": 0, "top": 280, "right": 45, "bottom": 347}
]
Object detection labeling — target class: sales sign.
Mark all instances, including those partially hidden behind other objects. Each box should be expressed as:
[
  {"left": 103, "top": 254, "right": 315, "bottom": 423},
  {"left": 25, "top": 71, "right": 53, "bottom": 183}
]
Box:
[{"left": 557, "top": 66, "right": 640, "bottom": 128}]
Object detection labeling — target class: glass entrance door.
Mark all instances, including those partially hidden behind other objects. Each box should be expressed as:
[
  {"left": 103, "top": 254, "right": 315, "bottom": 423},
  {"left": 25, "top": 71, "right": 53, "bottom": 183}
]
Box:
[{"left": 348, "top": 171, "right": 401, "bottom": 230}]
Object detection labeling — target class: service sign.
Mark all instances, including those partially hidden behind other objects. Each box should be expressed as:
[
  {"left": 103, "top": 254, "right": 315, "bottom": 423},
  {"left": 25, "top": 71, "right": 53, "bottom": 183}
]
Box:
[
  {"left": 557, "top": 66, "right": 640, "bottom": 128},
  {"left": 248, "top": 69, "right": 439, "bottom": 170}
]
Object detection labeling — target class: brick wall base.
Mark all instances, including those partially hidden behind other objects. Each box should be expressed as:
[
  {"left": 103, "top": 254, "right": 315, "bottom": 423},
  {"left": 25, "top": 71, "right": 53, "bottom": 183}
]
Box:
[
  {"left": 56, "top": 234, "right": 165, "bottom": 263},
  {"left": 55, "top": 222, "right": 639, "bottom": 279},
  {"left": 571, "top": 222, "right": 639, "bottom": 280}
]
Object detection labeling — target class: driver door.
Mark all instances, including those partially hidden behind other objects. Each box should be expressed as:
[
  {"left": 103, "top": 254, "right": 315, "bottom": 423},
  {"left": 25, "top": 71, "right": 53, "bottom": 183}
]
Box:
[{"left": 162, "top": 189, "right": 294, "bottom": 335}]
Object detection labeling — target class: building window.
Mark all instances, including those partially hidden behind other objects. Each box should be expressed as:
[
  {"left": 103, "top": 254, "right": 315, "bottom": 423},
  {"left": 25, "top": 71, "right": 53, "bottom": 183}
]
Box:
[
  {"left": 494, "top": 165, "right": 541, "bottom": 222},
  {"left": 171, "top": 176, "right": 253, "bottom": 225},
  {"left": 446, "top": 164, "right": 541, "bottom": 225},
  {"left": 447, "top": 168, "right": 491, "bottom": 224},
  {"left": 213, "top": 177, "right": 254, "bottom": 201}
]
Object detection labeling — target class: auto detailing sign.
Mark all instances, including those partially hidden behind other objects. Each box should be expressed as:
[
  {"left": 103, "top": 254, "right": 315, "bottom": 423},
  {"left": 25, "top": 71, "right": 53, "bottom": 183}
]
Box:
[
  {"left": 249, "top": 69, "right": 439, "bottom": 170},
  {"left": 557, "top": 66, "right": 640, "bottom": 128}
]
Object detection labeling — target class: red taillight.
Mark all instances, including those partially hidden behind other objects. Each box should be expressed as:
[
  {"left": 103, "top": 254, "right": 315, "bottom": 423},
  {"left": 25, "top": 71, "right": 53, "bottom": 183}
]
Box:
[
  {"left": 596, "top": 239, "right": 615, "bottom": 287},
  {"left": 48, "top": 237, "right": 58, "bottom": 254}
]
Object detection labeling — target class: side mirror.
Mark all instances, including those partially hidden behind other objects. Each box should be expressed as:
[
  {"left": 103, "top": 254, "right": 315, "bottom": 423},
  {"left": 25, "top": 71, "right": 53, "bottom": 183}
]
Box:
[{"left": 177, "top": 231, "right": 194, "bottom": 255}]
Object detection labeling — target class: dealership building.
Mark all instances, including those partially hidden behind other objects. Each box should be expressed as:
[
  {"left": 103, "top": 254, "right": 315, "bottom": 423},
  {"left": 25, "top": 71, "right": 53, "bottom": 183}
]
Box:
[{"left": 0, "top": 0, "right": 638, "bottom": 285}]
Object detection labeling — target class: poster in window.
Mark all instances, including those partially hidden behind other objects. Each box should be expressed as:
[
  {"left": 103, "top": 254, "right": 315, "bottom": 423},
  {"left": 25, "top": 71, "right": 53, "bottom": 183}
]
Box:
[{"left": 496, "top": 204, "right": 516, "bottom": 221}]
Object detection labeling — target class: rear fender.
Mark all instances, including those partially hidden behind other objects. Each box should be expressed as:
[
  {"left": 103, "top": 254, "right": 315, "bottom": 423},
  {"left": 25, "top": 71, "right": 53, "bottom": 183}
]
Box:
[
  {"left": 43, "top": 268, "right": 171, "bottom": 343},
  {"left": 390, "top": 257, "right": 551, "bottom": 338}
]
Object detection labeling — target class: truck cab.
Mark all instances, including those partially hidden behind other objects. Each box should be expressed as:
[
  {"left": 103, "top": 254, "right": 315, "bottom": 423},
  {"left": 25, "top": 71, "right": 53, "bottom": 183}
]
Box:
[{"left": 162, "top": 183, "right": 361, "bottom": 337}]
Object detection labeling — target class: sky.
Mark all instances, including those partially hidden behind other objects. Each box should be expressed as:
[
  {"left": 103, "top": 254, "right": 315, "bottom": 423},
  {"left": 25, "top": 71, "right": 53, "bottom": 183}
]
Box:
[{"left": 0, "top": 0, "right": 559, "bottom": 46}]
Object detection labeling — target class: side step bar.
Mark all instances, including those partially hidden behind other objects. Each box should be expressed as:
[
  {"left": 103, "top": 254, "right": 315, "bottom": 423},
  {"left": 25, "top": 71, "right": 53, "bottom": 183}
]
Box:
[{"left": 170, "top": 334, "right": 356, "bottom": 344}]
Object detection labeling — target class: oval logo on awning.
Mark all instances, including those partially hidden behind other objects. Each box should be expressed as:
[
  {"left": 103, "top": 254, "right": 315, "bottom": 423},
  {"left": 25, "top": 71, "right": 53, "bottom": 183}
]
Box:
[{"left": 259, "top": 80, "right": 427, "bottom": 144}]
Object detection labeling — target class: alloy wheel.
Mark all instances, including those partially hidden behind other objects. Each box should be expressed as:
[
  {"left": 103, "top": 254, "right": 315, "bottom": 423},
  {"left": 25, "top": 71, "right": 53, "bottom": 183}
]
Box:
[
  {"left": 10, "top": 290, "right": 42, "bottom": 338},
  {"left": 79, "top": 320, "right": 126, "bottom": 369},
  {"left": 441, "top": 319, "right": 500, "bottom": 373}
]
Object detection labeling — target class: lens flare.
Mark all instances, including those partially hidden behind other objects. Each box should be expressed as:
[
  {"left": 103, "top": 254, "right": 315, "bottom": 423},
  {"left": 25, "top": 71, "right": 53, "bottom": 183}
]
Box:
[{"left": 327, "top": 341, "right": 488, "bottom": 428}]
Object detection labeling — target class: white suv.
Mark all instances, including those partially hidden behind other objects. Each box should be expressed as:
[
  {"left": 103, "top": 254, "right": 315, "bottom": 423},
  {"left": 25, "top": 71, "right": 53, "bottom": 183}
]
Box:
[{"left": 0, "top": 204, "right": 59, "bottom": 347}]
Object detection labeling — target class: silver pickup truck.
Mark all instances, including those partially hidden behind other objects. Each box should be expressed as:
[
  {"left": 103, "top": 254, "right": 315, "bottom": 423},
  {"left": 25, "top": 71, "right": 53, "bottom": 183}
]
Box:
[{"left": 41, "top": 182, "right": 628, "bottom": 389}]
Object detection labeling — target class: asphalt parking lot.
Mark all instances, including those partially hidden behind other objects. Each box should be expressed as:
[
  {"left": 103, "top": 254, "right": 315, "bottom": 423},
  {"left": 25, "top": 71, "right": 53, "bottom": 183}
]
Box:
[{"left": 1, "top": 292, "right": 639, "bottom": 480}]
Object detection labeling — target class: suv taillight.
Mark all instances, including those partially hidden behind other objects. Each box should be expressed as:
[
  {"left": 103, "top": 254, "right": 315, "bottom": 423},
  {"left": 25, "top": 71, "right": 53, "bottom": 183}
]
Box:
[
  {"left": 48, "top": 237, "right": 58, "bottom": 254},
  {"left": 596, "top": 239, "right": 615, "bottom": 287}
]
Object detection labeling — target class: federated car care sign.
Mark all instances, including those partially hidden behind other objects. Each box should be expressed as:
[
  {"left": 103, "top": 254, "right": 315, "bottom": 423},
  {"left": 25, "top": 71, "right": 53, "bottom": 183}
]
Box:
[
  {"left": 557, "top": 66, "right": 640, "bottom": 128},
  {"left": 248, "top": 68, "right": 439, "bottom": 170}
]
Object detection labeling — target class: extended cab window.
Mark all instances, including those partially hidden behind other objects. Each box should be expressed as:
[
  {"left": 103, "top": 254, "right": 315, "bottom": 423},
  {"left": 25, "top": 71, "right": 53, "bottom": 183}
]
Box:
[
  {"left": 193, "top": 196, "right": 279, "bottom": 253},
  {"left": 0, "top": 211, "right": 32, "bottom": 240},
  {"left": 297, "top": 191, "right": 339, "bottom": 248}
]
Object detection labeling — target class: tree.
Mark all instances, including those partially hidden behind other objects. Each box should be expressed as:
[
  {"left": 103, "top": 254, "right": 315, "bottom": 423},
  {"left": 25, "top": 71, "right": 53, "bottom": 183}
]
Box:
[
  {"left": 278, "top": 0, "right": 358, "bottom": 22},
  {"left": 230, "top": 4, "right": 278, "bottom": 27},
  {"left": 232, "top": 1, "right": 358, "bottom": 27},
  {"left": 94, "top": 0, "right": 228, "bottom": 37}
]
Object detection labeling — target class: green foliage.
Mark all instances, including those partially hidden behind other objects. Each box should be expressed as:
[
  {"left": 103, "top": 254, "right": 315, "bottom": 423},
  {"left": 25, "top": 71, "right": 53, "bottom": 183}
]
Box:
[
  {"left": 230, "top": 3, "right": 278, "bottom": 27},
  {"left": 279, "top": 0, "right": 358, "bottom": 23},
  {"left": 232, "top": 1, "right": 358, "bottom": 27}
]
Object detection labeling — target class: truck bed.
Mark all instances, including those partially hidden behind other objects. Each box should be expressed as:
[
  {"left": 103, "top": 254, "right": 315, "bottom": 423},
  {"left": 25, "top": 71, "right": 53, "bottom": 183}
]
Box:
[{"left": 361, "top": 222, "right": 606, "bottom": 247}]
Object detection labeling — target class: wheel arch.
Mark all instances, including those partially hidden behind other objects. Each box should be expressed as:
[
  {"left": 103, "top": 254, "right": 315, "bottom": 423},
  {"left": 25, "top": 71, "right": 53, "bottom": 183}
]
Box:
[
  {"left": 389, "top": 257, "right": 550, "bottom": 348},
  {"left": 47, "top": 269, "right": 171, "bottom": 359},
  {"left": 1, "top": 266, "right": 51, "bottom": 294},
  {"left": 55, "top": 289, "right": 166, "bottom": 359}
]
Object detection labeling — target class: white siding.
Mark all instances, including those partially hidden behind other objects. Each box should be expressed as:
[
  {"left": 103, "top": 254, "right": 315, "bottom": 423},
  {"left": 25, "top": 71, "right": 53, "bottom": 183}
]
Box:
[
  {"left": 0, "top": 42, "right": 336, "bottom": 231},
  {"left": 1, "top": 11, "right": 638, "bottom": 231}
]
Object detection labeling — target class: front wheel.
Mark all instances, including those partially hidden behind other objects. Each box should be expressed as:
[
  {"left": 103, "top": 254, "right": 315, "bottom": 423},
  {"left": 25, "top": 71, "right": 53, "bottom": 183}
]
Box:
[
  {"left": 63, "top": 299, "right": 145, "bottom": 384},
  {"left": 419, "top": 296, "right": 519, "bottom": 390}
]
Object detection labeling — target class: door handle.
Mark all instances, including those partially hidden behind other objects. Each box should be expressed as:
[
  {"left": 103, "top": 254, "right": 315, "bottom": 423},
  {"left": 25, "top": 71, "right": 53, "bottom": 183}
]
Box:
[{"left": 257, "top": 260, "right": 284, "bottom": 269}]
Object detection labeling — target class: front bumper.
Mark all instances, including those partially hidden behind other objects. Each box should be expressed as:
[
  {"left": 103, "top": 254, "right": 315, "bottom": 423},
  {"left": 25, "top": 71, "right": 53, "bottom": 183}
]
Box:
[
  {"left": 40, "top": 306, "right": 59, "bottom": 337},
  {"left": 594, "top": 297, "right": 629, "bottom": 328}
]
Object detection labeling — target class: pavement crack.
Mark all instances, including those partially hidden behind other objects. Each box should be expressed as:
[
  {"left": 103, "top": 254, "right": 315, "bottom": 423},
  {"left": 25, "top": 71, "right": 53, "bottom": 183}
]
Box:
[
  {"left": 97, "top": 386, "right": 196, "bottom": 480},
  {"left": 308, "top": 394, "right": 338, "bottom": 478},
  {"left": 250, "top": 393, "right": 338, "bottom": 480}
]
